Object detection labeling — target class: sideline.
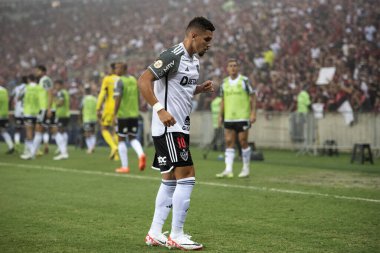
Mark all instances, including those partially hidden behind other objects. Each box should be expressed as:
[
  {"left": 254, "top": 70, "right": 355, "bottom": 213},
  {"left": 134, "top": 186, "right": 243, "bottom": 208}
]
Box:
[{"left": 1, "top": 162, "right": 379, "bottom": 204}]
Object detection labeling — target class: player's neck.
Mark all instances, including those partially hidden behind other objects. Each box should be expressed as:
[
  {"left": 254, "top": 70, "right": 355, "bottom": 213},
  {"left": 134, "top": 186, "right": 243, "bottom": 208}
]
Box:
[
  {"left": 183, "top": 39, "right": 194, "bottom": 57},
  {"left": 230, "top": 74, "right": 239, "bottom": 80}
]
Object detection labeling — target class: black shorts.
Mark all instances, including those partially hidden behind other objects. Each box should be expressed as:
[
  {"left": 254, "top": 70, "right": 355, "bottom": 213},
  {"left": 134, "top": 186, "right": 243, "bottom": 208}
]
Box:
[
  {"left": 0, "top": 119, "right": 9, "bottom": 128},
  {"left": 37, "top": 110, "right": 56, "bottom": 126},
  {"left": 152, "top": 132, "right": 193, "bottom": 174},
  {"left": 83, "top": 122, "right": 96, "bottom": 132},
  {"left": 224, "top": 121, "right": 251, "bottom": 133},
  {"left": 117, "top": 118, "right": 138, "bottom": 137},
  {"left": 24, "top": 116, "right": 37, "bottom": 126},
  {"left": 57, "top": 117, "right": 70, "bottom": 128},
  {"left": 14, "top": 117, "right": 24, "bottom": 127}
]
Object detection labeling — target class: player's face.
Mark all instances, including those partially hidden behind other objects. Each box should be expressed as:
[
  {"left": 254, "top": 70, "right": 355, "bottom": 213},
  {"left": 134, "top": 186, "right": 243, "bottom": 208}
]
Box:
[
  {"left": 194, "top": 30, "right": 213, "bottom": 57},
  {"left": 35, "top": 68, "right": 43, "bottom": 78},
  {"left": 227, "top": 61, "right": 239, "bottom": 76},
  {"left": 114, "top": 63, "right": 125, "bottom": 76}
]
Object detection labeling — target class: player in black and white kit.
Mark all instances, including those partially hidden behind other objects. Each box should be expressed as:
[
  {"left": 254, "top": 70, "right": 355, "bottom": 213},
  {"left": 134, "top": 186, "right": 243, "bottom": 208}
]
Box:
[
  {"left": 139, "top": 17, "right": 215, "bottom": 251},
  {"left": 11, "top": 76, "right": 27, "bottom": 150}
]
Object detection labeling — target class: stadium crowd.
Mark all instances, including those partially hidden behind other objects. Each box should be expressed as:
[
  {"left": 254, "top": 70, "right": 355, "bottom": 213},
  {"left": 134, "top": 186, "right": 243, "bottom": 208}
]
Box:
[{"left": 1, "top": 0, "right": 379, "bottom": 113}]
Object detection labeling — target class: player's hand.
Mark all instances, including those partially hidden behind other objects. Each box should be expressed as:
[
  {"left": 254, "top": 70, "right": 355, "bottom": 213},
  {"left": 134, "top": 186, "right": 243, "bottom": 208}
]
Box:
[
  {"left": 158, "top": 110, "right": 176, "bottom": 127},
  {"left": 250, "top": 112, "right": 256, "bottom": 124},
  {"left": 201, "top": 80, "right": 214, "bottom": 93}
]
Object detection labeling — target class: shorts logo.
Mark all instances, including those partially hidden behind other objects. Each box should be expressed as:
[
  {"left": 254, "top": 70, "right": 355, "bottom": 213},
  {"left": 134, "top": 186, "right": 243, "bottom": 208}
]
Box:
[
  {"left": 123, "top": 127, "right": 127, "bottom": 133},
  {"left": 154, "top": 60, "right": 163, "bottom": 69},
  {"left": 180, "top": 150, "right": 188, "bottom": 161},
  {"left": 132, "top": 127, "right": 137, "bottom": 132},
  {"left": 158, "top": 156, "right": 167, "bottom": 166}
]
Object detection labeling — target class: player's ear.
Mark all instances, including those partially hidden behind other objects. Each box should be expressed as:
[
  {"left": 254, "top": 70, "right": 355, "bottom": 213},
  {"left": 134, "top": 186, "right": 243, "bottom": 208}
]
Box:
[{"left": 191, "top": 32, "right": 197, "bottom": 40}]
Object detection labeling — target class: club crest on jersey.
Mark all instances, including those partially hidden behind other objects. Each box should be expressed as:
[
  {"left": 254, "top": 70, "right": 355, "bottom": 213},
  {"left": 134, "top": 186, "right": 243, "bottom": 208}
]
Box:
[
  {"left": 153, "top": 60, "right": 163, "bottom": 68},
  {"left": 180, "top": 150, "right": 189, "bottom": 161}
]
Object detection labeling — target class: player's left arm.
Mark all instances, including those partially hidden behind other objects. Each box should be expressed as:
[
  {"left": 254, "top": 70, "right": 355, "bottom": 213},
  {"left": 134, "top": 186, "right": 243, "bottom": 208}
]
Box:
[
  {"left": 96, "top": 77, "right": 108, "bottom": 120},
  {"left": 44, "top": 79, "right": 54, "bottom": 118},
  {"left": 194, "top": 80, "right": 214, "bottom": 95},
  {"left": 246, "top": 77, "right": 257, "bottom": 124}
]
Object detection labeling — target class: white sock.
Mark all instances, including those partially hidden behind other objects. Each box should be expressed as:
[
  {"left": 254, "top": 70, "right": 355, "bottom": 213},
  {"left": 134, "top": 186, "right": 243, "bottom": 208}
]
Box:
[
  {"left": 55, "top": 133, "right": 66, "bottom": 155},
  {"left": 149, "top": 180, "right": 176, "bottom": 235},
  {"left": 26, "top": 140, "right": 33, "bottom": 154},
  {"left": 32, "top": 132, "right": 43, "bottom": 155},
  {"left": 43, "top": 132, "right": 49, "bottom": 144},
  {"left": 63, "top": 132, "right": 68, "bottom": 146},
  {"left": 2, "top": 131, "right": 14, "bottom": 149},
  {"left": 225, "top": 148, "right": 235, "bottom": 173},
  {"left": 14, "top": 132, "right": 21, "bottom": 145},
  {"left": 171, "top": 177, "right": 195, "bottom": 239},
  {"left": 242, "top": 147, "right": 251, "bottom": 171},
  {"left": 1, "top": 131, "right": 13, "bottom": 149},
  {"left": 85, "top": 137, "right": 91, "bottom": 150},
  {"left": 130, "top": 138, "right": 144, "bottom": 157},
  {"left": 24, "top": 140, "right": 29, "bottom": 153},
  {"left": 90, "top": 135, "right": 96, "bottom": 149},
  {"left": 118, "top": 142, "right": 128, "bottom": 168}
]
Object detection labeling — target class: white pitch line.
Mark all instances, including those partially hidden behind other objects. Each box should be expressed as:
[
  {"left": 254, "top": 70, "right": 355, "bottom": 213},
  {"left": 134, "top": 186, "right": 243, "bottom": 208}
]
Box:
[{"left": 1, "top": 162, "right": 379, "bottom": 204}]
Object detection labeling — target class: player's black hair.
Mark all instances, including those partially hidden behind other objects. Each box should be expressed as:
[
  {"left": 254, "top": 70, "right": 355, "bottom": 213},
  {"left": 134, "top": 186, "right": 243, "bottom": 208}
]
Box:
[
  {"left": 186, "top": 16, "right": 215, "bottom": 33},
  {"left": 110, "top": 62, "right": 116, "bottom": 70},
  {"left": 27, "top": 74, "right": 36, "bottom": 82},
  {"left": 84, "top": 84, "right": 91, "bottom": 93},
  {"left": 21, "top": 75, "right": 28, "bottom": 84},
  {"left": 36, "top": 65, "right": 47, "bottom": 73},
  {"left": 227, "top": 58, "right": 239, "bottom": 65}
]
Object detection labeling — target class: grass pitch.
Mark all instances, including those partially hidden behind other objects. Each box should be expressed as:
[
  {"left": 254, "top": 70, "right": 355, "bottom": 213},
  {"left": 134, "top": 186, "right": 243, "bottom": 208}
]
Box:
[{"left": 0, "top": 144, "right": 379, "bottom": 253}]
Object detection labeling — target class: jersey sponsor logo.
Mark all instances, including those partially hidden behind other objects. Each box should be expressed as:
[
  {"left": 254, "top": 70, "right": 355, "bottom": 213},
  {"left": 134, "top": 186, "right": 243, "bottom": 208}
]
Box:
[
  {"left": 163, "top": 60, "right": 175, "bottom": 72},
  {"left": 158, "top": 60, "right": 175, "bottom": 77},
  {"left": 180, "top": 150, "right": 189, "bottom": 161},
  {"left": 185, "top": 67, "right": 189, "bottom": 72},
  {"left": 153, "top": 60, "right": 163, "bottom": 68},
  {"left": 180, "top": 76, "right": 197, "bottom": 86},
  {"left": 157, "top": 156, "right": 167, "bottom": 166}
]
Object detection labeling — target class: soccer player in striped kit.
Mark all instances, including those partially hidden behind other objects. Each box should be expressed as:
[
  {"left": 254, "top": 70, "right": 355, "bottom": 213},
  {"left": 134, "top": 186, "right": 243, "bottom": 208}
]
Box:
[{"left": 139, "top": 17, "right": 215, "bottom": 250}]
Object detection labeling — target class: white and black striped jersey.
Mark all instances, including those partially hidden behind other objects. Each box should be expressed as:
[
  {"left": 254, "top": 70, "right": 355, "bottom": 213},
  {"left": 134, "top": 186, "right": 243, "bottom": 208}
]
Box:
[{"left": 148, "top": 42, "right": 200, "bottom": 136}]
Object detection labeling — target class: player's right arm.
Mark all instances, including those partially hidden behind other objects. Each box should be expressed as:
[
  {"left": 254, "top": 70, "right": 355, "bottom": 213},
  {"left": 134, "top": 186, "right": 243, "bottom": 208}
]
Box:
[
  {"left": 138, "top": 49, "right": 180, "bottom": 127},
  {"left": 218, "top": 83, "right": 224, "bottom": 127},
  {"left": 96, "top": 77, "right": 107, "bottom": 121},
  {"left": 138, "top": 70, "right": 176, "bottom": 127}
]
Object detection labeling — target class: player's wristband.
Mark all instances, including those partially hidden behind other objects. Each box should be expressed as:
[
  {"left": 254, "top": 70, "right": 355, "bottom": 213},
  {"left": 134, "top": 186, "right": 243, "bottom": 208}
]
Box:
[{"left": 153, "top": 102, "right": 164, "bottom": 112}]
